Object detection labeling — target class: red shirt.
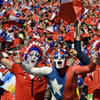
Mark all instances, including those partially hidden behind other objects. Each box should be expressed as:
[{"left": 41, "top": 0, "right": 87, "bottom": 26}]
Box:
[
  {"left": 93, "top": 65, "right": 100, "bottom": 91},
  {"left": 11, "top": 63, "right": 47, "bottom": 100},
  {"left": 84, "top": 75, "right": 93, "bottom": 94},
  {"left": 0, "top": 88, "right": 15, "bottom": 100},
  {"left": 93, "top": 65, "right": 100, "bottom": 100}
]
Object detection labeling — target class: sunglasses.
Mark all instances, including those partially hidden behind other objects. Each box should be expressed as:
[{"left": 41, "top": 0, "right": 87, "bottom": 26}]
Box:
[{"left": 54, "top": 54, "right": 65, "bottom": 59}]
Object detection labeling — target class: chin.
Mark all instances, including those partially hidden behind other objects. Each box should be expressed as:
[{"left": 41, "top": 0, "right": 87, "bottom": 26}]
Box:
[{"left": 56, "top": 66, "right": 64, "bottom": 69}]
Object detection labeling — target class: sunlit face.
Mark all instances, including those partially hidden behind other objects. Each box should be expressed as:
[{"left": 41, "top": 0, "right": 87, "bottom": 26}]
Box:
[
  {"left": 13, "top": 52, "right": 22, "bottom": 64},
  {"left": 28, "top": 50, "right": 40, "bottom": 67},
  {"left": 53, "top": 50, "right": 66, "bottom": 69},
  {"left": 69, "top": 48, "right": 77, "bottom": 58}
]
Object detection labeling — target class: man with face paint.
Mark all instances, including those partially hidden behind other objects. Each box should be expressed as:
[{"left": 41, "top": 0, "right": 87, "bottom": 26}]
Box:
[
  {"left": 21, "top": 47, "right": 99, "bottom": 100},
  {"left": 26, "top": 45, "right": 43, "bottom": 67},
  {"left": 0, "top": 49, "right": 47, "bottom": 100}
]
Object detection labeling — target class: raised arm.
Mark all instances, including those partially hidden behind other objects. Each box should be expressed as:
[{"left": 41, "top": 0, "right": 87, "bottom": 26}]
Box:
[
  {"left": 0, "top": 52, "right": 13, "bottom": 70},
  {"left": 21, "top": 61, "right": 52, "bottom": 76},
  {"left": 72, "top": 51, "right": 98, "bottom": 75},
  {"left": 74, "top": 21, "right": 90, "bottom": 65}
]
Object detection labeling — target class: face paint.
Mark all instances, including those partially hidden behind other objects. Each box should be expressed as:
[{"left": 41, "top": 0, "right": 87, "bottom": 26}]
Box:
[
  {"left": 53, "top": 49, "right": 66, "bottom": 69},
  {"left": 28, "top": 50, "right": 41, "bottom": 67},
  {"left": 25, "top": 43, "right": 43, "bottom": 67}
]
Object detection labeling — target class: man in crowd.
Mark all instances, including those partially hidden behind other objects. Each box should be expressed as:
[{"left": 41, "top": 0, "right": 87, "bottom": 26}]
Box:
[
  {"left": 0, "top": 49, "right": 48, "bottom": 100},
  {"left": 21, "top": 44, "right": 98, "bottom": 100}
]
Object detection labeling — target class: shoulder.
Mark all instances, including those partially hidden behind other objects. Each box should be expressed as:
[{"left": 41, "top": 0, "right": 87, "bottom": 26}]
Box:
[
  {"left": 12, "top": 63, "right": 21, "bottom": 69},
  {"left": 11, "top": 63, "right": 23, "bottom": 73},
  {"left": 67, "top": 65, "right": 81, "bottom": 74}
]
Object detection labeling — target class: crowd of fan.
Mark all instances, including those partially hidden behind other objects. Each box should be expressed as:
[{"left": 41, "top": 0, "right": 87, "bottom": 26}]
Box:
[{"left": 0, "top": 0, "right": 100, "bottom": 100}]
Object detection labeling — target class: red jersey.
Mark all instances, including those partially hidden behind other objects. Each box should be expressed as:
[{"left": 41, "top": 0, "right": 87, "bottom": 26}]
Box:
[
  {"left": 84, "top": 75, "right": 94, "bottom": 94},
  {"left": 93, "top": 64, "right": 100, "bottom": 100},
  {"left": 93, "top": 65, "right": 100, "bottom": 91},
  {"left": 0, "top": 88, "right": 15, "bottom": 100},
  {"left": 11, "top": 63, "right": 47, "bottom": 100}
]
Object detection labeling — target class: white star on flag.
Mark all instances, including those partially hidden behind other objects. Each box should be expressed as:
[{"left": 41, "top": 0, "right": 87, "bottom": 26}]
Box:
[{"left": 50, "top": 78, "right": 63, "bottom": 96}]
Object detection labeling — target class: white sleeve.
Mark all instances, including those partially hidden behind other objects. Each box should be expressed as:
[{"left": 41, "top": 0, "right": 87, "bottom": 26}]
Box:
[{"left": 21, "top": 61, "right": 52, "bottom": 77}]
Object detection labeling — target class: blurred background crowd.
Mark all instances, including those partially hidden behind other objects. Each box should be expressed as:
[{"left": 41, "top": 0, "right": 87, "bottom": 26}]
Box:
[{"left": 0, "top": 0, "right": 100, "bottom": 100}]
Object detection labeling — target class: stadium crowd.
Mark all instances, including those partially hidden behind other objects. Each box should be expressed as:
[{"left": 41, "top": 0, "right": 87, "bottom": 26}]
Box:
[{"left": 0, "top": 0, "right": 100, "bottom": 100}]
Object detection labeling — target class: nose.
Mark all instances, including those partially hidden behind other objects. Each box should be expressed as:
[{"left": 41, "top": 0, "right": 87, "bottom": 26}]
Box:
[
  {"left": 57, "top": 55, "right": 60, "bottom": 58},
  {"left": 32, "top": 55, "right": 36, "bottom": 59}
]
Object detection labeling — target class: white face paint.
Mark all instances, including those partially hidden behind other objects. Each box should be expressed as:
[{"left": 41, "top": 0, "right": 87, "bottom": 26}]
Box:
[
  {"left": 53, "top": 51, "right": 66, "bottom": 69},
  {"left": 28, "top": 50, "right": 40, "bottom": 67}
]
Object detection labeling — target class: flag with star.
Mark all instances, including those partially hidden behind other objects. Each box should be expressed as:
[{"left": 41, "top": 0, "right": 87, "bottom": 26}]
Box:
[
  {"left": 46, "top": 67, "right": 66, "bottom": 100},
  {"left": 46, "top": 25, "right": 59, "bottom": 34}
]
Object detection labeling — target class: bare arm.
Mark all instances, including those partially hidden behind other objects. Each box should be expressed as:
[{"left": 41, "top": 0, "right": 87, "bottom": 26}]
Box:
[
  {"left": 74, "top": 21, "right": 81, "bottom": 41},
  {"left": 21, "top": 61, "right": 52, "bottom": 76},
  {"left": 73, "top": 51, "right": 98, "bottom": 75},
  {"left": 0, "top": 52, "right": 13, "bottom": 70}
]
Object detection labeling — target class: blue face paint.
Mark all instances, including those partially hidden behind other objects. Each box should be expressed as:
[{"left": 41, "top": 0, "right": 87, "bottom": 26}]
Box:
[
  {"left": 26, "top": 50, "right": 41, "bottom": 67},
  {"left": 54, "top": 54, "right": 58, "bottom": 59},
  {"left": 29, "top": 47, "right": 41, "bottom": 55},
  {"left": 97, "top": 44, "right": 100, "bottom": 50},
  {"left": 53, "top": 49, "right": 66, "bottom": 69},
  {"left": 98, "top": 48, "right": 100, "bottom": 58}
]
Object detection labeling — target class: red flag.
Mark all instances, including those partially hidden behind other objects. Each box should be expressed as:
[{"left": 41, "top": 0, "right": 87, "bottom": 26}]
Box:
[
  {"left": 59, "top": 0, "right": 84, "bottom": 23},
  {"left": 63, "top": 32, "right": 74, "bottom": 42}
]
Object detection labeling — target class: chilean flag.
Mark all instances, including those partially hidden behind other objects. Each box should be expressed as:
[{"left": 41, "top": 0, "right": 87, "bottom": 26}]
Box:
[
  {"left": 46, "top": 25, "right": 59, "bottom": 33},
  {"left": 9, "top": 8, "right": 21, "bottom": 17},
  {"left": 59, "top": 0, "right": 84, "bottom": 24},
  {"left": 0, "top": 28, "right": 14, "bottom": 42}
]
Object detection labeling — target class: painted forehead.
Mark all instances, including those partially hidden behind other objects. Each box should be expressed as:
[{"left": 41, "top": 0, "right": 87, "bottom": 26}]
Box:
[
  {"left": 29, "top": 46, "right": 41, "bottom": 55},
  {"left": 30, "top": 50, "right": 39, "bottom": 53},
  {"left": 54, "top": 50, "right": 65, "bottom": 55}
]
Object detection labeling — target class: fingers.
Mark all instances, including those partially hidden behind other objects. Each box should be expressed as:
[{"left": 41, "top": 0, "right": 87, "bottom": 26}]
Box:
[
  {"left": 77, "top": 20, "right": 81, "bottom": 29},
  {"left": 92, "top": 51, "right": 99, "bottom": 63},
  {"left": 22, "top": 61, "right": 27, "bottom": 66}
]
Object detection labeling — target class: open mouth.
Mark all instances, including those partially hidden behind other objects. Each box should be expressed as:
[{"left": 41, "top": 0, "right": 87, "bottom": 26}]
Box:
[
  {"left": 31, "top": 60, "right": 35, "bottom": 63},
  {"left": 73, "top": 54, "right": 77, "bottom": 57},
  {"left": 57, "top": 61, "right": 62, "bottom": 66}
]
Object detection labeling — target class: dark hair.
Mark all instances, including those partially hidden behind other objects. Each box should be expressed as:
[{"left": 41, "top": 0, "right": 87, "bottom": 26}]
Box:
[{"left": 48, "top": 37, "right": 52, "bottom": 40}]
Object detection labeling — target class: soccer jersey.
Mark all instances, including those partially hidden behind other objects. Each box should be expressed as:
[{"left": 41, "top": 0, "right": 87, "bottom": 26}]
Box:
[
  {"left": 11, "top": 63, "right": 47, "bottom": 100},
  {"left": 93, "top": 64, "right": 100, "bottom": 100},
  {"left": 84, "top": 75, "right": 93, "bottom": 94}
]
